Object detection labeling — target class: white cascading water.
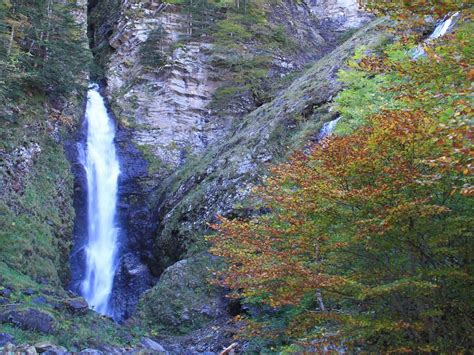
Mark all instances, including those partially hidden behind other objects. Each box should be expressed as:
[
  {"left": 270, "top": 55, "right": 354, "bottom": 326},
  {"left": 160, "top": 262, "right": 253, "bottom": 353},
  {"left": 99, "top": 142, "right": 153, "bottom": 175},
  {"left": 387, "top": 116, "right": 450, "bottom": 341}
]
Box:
[
  {"left": 411, "top": 12, "right": 459, "bottom": 59},
  {"left": 80, "top": 84, "right": 121, "bottom": 316},
  {"left": 318, "top": 117, "right": 341, "bottom": 140}
]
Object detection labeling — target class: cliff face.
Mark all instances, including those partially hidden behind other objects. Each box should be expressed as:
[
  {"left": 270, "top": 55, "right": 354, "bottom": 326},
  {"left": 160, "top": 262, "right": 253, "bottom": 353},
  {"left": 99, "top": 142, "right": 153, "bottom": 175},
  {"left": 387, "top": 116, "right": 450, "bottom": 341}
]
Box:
[
  {"left": 0, "top": 0, "right": 138, "bottom": 349},
  {"left": 94, "top": 0, "right": 370, "bottom": 173}
]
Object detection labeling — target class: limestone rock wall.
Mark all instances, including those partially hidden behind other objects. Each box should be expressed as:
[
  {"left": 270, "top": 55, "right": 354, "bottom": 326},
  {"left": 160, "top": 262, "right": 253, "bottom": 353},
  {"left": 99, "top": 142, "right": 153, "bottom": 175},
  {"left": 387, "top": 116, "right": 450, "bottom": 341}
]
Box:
[
  {"left": 99, "top": 0, "right": 371, "bottom": 175},
  {"left": 305, "top": 0, "right": 371, "bottom": 30},
  {"left": 87, "top": 0, "right": 376, "bottom": 328},
  {"left": 104, "top": 1, "right": 219, "bottom": 170}
]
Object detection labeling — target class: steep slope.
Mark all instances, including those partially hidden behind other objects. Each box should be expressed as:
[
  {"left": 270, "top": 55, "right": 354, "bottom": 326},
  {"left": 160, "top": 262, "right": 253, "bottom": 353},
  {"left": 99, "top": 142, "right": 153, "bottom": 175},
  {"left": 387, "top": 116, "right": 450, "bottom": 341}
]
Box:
[
  {"left": 136, "top": 18, "right": 391, "bottom": 346},
  {"left": 0, "top": 1, "right": 144, "bottom": 350},
  {"left": 93, "top": 0, "right": 370, "bottom": 174},
  {"left": 1, "top": 0, "right": 387, "bottom": 352}
]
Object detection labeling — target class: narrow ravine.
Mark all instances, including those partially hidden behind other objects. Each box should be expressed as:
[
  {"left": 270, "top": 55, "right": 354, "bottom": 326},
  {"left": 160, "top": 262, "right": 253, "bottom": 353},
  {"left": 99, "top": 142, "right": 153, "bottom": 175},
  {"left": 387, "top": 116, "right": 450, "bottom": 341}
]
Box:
[{"left": 79, "top": 84, "right": 121, "bottom": 316}]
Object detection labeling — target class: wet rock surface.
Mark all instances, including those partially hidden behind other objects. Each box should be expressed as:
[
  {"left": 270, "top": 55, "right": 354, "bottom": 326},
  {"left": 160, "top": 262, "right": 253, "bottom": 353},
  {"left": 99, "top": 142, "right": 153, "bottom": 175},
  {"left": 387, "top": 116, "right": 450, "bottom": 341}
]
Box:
[
  {"left": 63, "top": 297, "right": 89, "bottom": 315},
  {"left": 67, "top": 89, "right": 155, "bottom": 320},
  {"left": 111, "top": 253, "right": 155, "bottom": 320},
  {"left": 151, "top": 19, "right": 390, "bottom": 275},
  {"left": 55, "top": 0, "right": 384, "bottom": 352}
]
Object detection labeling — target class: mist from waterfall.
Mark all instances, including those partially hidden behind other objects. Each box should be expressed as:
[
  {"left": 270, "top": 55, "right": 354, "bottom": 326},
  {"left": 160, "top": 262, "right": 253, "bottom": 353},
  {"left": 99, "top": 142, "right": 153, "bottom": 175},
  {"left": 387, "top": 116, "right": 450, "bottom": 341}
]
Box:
[{"left": 80, "top": 84, "right": 121, "bottom": 316}]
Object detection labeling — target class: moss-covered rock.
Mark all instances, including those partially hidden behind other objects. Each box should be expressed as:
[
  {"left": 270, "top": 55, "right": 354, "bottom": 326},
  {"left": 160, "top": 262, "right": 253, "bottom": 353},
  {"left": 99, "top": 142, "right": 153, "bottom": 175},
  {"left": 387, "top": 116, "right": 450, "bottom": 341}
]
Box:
[{"left": 136, "top": 254, "right": 225, "bottom": 335}]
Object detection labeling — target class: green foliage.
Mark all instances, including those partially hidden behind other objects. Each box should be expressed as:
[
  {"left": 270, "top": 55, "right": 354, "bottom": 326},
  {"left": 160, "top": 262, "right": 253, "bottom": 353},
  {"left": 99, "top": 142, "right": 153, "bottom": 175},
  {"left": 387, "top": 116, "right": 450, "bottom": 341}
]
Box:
[
  {"left": 209, "top": 2, "right": 293, "bottom": 111},
  {"left": 139, "top": 27, "right": 167, "bottom": 70},
  {"left": 136, "top": 254, "right": 222, "bottom": 336},
  {"left": 334, "top": 45, "right": 407, "bottom": 134},
  {"left": 359, "top": 0, "right": 471, "bottom": 17},
  {"left": 0, "top": 136, "right": 74, "bottom": 284},
  {"left": 0, "top": 0, "right": 90, "bottom": 103},
  {"left": 87, "top": 0, "right": 121, "bottom": 79},
  {"left": 136, "top": 142, "right": 169, "bottom": 176},
  {"left": 180, "top": 0, "right": 222, "bottom": 39}
]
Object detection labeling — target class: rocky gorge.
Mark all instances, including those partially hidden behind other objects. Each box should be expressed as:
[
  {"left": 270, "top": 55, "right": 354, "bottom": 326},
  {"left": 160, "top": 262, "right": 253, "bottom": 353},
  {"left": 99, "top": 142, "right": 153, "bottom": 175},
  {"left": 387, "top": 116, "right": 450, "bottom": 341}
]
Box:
[{"left": 0, "top": 0, "right": 429, "bottom": 353}]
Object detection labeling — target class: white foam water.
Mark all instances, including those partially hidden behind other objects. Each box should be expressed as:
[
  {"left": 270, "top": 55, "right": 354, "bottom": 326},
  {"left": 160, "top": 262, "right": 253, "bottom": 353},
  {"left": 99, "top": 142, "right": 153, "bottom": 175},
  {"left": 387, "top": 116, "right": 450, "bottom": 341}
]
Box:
[{"left": 80, "top": 84, "right": 121, "bottom": 316}]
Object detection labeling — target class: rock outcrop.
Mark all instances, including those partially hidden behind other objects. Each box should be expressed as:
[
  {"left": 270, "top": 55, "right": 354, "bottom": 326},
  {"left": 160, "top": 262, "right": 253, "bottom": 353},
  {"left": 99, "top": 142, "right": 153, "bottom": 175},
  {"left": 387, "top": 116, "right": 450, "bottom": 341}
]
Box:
[
  {"left": 103, "top": 2, "right": 220, "bottom": 170},
  {"left": 151, "top": 18, "right": 389, "bottom": 273},
  {"left": 0, "top": 308, "right": 56, "bottom": 334},
  {"left": 305, "top": 0, "right": 372, "bottom": 30},
  {"left": 137, "top": 254, "right": 226, "bottom": 335},
  {"left": 95, "top": 0, "right": 372, "bottom": 175},
  {"left": 129, "top": 19, "right": 390, "bottom": 345}
]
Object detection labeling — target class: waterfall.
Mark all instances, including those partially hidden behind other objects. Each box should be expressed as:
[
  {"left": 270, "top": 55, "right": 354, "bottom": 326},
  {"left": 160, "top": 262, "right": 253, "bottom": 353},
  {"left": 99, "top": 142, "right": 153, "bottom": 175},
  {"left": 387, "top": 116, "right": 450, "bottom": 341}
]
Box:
[
  {"left": 80, "top": 84, "right": 121, "bottom": 316},
  {"left": 411, "top": 12, "right": 459, "bottom": 59},
  {"left": 318, "top": 117, "right": 341, "bottom": 140}
]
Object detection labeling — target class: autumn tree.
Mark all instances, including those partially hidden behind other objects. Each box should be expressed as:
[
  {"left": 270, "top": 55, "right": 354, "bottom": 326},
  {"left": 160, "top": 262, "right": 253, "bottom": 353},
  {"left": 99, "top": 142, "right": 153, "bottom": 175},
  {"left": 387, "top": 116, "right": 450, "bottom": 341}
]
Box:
[
  {"left": 209, "top": 6, "right": 473, "bottom": 353},
  {"left": 358, "top": 0, "right": 470, "bottom": 17}
]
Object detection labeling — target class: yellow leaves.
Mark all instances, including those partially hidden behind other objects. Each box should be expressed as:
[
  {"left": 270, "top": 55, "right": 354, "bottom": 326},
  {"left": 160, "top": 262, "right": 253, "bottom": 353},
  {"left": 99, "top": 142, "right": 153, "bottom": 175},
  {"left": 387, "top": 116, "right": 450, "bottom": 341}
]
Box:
[{"left": 210, "top": 54, "right": 473, "bottom": 345}]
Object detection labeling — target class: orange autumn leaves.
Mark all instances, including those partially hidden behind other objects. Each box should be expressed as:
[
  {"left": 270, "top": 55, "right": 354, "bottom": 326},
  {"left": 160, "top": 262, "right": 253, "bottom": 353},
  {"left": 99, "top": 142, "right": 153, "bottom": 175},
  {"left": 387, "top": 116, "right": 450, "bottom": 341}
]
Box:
[
  {"left": 209, "top": 109, "right": 473, "bottom": 349},
  {"left": 211, "top": 109, "right": 471, "bottom": 297}
]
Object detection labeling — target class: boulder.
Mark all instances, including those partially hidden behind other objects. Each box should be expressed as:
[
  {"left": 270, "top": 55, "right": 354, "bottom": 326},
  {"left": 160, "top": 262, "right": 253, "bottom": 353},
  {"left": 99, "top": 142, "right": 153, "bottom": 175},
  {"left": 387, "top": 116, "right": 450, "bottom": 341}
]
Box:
[
  {"left": 64, "top": 297, "right": 89, "bottom": 315},
  {"left": 22, "top": 288, "right": 36, "bottom": 296},
  {"left": 0, "top": 287, "right": 12, "bottom": 298},
  {"left": 0, "top": 308, "right": 55, "bottom": 334},
  {"left": 136, "top": 254, "right": 226, "bottom": 335},
  {"left": 140, "top": 337, "right": 167, "bottom": 352},
  {"left": 12, "top": 343, "right": 38, "bottom": 354},
  {"left": 34, "top": 341, "right": 67, "bottom": 354},
  {"left": 0, "top": 286, "right": 12, "bottom": 298}
]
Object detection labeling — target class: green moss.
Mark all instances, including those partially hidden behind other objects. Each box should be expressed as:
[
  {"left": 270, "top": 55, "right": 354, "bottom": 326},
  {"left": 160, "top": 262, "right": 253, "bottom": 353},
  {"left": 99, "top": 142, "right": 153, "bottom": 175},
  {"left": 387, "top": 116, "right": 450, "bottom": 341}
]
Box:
[
  {"left": 0, "top": 262, "right": 144, "bottom": 350},
  {"left": 0, "top": 99, "right": 75, "bottom": 286},
  {"left": 207, "top": 2, "right": 294, "bottom": 111},
  {"left": 150, "top": 19, "right": 392, "bottom": 273},
  {"left": 136, "top": 143, "right": 169, "bottom": 176},
  {"left": 136, "top": 254, "right": 222, "bottom": 336}
]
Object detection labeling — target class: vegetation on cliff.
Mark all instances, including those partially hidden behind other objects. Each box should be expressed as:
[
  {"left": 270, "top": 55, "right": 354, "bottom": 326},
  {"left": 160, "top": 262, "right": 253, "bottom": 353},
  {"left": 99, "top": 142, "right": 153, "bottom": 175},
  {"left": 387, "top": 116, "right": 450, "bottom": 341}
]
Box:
[
  {"left": 1, "top": 0, "right": 90, "bottom": 289},
  {"left": 0, "top": 0, "right": 139, "bottom": 350},
  {"left": 210, "top": 4, "right": 473, "bottom": 352}
]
